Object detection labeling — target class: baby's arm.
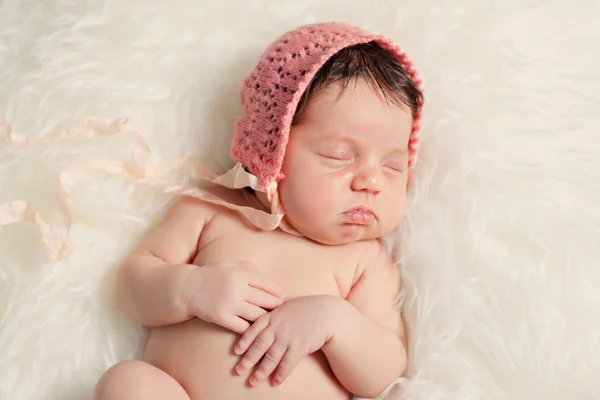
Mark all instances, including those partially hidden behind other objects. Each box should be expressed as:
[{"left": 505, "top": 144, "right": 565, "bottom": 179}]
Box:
[
  {"left": 116, "top": 195, "right": 214, "bottom": 327},
  {"left": 321, "top": 241, "right": 406, "bottom": 398}
]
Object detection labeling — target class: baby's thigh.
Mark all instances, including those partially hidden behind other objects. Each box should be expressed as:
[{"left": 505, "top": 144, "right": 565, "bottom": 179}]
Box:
[{"left": 93, "top": 359, "right": 190, "bottom": 400}]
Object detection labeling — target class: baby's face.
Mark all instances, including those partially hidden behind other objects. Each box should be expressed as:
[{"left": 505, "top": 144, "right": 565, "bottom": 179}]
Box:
[{"left": 278, "top": 78, "right": 413, "bottom": 245}]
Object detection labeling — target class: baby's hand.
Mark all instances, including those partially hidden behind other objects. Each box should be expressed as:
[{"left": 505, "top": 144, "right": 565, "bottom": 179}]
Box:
[
  {"left": 183, "top": 262, "right": 285, "bottom": 333},
  {"left": 233, "top": 295, "right": 341, "bottom": 387}
]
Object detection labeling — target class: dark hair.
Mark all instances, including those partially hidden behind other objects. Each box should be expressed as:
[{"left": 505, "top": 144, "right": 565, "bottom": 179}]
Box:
[{"left": 292, "top": 42, "right": 423, "bottom": 125}]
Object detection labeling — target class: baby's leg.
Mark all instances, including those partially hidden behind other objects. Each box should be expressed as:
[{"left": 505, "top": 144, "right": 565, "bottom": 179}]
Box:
[{"left": 93, "top": 359, "right": 190, "bottom": 400}]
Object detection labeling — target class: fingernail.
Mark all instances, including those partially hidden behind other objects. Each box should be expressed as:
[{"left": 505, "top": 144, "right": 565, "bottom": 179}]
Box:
[
  {"left": 249, "top": 376, "right": 257, "bottom": 386},
  {"left": 236, "top": 365, "right": 245, "bottom": 374},
  {"left": 234, "top": 345, "right": 241, "bottom": 355}
]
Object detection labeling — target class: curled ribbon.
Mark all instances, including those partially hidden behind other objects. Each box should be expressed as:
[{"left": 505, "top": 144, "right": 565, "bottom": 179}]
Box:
[{"left": 0, "top": 117, "right": 284, "bottom": 260}]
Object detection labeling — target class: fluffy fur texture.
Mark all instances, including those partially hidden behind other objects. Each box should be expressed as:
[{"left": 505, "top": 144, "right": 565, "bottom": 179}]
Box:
[{"left": 1, "top": 1, "right": 599, "bottom": 399}]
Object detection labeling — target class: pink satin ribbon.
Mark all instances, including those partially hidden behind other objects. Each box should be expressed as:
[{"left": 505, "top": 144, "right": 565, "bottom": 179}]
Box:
[{"left": 0, "top": 117, "right": 288, "bottom": 260}]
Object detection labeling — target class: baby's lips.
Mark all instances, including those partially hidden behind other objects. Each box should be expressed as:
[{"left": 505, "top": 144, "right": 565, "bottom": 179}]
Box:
[{"left": 342, "top": 207, "right": 376, "bottom": 225}]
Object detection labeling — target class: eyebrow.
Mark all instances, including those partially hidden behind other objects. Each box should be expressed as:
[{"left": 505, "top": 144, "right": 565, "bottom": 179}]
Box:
[
  {"left": 388, "top": 148, "right": 409, "bottom": 155},
  {"left": 315, "top": 135, "right": 358, "bottom": 146}
]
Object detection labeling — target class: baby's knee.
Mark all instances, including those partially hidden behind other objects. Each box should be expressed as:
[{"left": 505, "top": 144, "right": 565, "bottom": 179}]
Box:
[{"left": 93, "top": 360, "right": 155, "bottom": 400}]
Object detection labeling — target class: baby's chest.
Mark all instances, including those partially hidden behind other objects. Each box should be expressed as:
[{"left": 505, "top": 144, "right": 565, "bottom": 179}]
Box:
[
  {"left": 264, "top": 249, "right": 348, "bottom": 299},
  {"left": 196, "top": 222, "right": 362, "bottom": 299}
]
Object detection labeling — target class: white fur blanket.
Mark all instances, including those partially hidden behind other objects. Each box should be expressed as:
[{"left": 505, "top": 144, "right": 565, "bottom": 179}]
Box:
[{"left": 1, "top": 1, "right": 599, "bottom": 399}]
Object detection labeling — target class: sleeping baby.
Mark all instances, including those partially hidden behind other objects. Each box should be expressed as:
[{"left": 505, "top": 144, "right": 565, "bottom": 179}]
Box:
[{"left": 93, "top": 21, "right": 424, "bottom": 400}]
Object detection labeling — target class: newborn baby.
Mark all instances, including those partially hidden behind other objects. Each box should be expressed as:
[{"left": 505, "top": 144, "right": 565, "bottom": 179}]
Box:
[{"left": 94, "top": 22, "right": 423, "bottom": 400}]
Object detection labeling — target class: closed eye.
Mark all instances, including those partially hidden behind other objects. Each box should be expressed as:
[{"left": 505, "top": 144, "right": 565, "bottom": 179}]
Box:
[
  {"left": 318, "top": 149, "right": 353, "bottom": 161},
  {"left": 318, "top": 152, "right": 353, "bottom": 168},
  {"left": 383, "top": 161, "right": 405, "bottom": 172},
  {"left": 321, "top": 154, "right": 351, "bottom": 161}
]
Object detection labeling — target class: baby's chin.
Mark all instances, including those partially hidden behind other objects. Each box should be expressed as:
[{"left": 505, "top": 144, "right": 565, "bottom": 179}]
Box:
[{"left": 290, "top": 220, "right": 393, "bottom": 245}]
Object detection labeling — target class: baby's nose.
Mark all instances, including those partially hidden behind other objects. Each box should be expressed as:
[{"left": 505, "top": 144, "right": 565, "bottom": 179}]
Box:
[{"left": 351, "top": 166, "right": 381, "bottom": 195}]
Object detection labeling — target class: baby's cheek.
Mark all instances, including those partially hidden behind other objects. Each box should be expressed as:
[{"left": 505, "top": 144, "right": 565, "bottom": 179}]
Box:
[
  {"left": 296, "top": 179, "right": 336, "bottom": 216},
  {"left": 310, "top": 179, "right": 344, "bottom": 214},
  {"left": 382, "top": 191, "right": 407, "bottom": 224},
  {"left": 309, "top": 198, "right": 333, "bottom": 218}
]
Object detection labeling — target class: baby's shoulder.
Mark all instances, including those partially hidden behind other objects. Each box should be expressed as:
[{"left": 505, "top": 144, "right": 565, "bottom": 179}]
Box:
[
  {"left": 356, "top": 239, "right": 396, "bottom": 272},
  {"left": 191, "top": 186, "right": 265, "bottom": 232},
  {"left": 200, "top": 185, "right": 247, "bottom": 206},
  {"left": 184, "top": 186, "right": 254, "bottom": 218},
  {"left": 333, "top": 239, "right": 392, "bottom": 282}
]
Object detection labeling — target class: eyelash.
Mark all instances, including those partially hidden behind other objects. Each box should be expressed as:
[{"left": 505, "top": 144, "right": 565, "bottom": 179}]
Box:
[
  {"left": 320, "top": 151, "right": 352, "bottom": 160},
  {"left": 383, "top": 161, "right": 405, "bottom": 172},
  {"left": 323, "top": 155, "right": 351, "bottom": 162}
]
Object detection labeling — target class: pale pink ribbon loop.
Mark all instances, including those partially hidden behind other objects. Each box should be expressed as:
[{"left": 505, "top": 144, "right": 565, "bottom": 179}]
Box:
[{"left": 0, "top": 117, "right": 285, "bottom": 260}]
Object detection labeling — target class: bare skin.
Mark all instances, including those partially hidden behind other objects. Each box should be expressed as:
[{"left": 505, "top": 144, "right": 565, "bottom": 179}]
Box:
[
  {"left": 94, "top": 79, "right": 412, "bottom": 400},
  {"left": 146, "top": 194, "right": 363, "bottom": 400}
]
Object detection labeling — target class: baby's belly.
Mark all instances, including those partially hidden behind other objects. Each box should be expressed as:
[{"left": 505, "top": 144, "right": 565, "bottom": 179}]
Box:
[{"left": 143, "top": 318, "right": 350, "bottom": 400}]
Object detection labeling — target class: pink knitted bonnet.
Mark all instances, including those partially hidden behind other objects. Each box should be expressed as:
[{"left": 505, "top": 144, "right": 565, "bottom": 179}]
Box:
[{"left": 231, "top": 22, "right": 423, "bottom": 191}]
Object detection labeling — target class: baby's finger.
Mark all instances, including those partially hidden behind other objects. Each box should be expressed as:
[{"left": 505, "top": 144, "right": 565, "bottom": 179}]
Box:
[
  {"left": 247, "top": 272, "right": 285, "bottom": 298},
  {"left": 271, "top": 347, "right": 303, "bottom": 386},
  {"left": 249, "top": 341, "right": 286, "bottom": 386},
  {"left": 223, "top": 316, "right": 250, "bottom": 335},
  {"left": 235, "top": 328, "right": 274, "bottom": 376},
  {"left": 246, "top": 287, "right": 284, "bottom": 309},
  {"left": 235, "top": 314, "right": 270, "bottom": 356},
  {"left": 237, "top": 303, "right": 268, "bottom": 322}
]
